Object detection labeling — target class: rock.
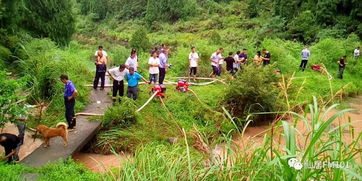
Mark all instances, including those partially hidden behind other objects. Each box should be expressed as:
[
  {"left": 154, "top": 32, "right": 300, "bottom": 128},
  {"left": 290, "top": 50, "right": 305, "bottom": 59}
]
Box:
[{"left": 167, "top": 137, "right": 178, "bottom": 145}]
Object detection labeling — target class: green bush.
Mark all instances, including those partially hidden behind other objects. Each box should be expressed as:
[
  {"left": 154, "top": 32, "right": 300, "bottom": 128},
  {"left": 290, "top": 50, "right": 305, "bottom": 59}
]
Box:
[
  {"left": 37, "top": 159, "right": 101, "bottom": 181},
  {"left": 0, "top": 71, "right": 27, "bottom": 126},
  {"left": 223, "top": 64, "right": 285, "bottom": 121},
  {"left": 129, "top": 27, "right": 151, "bottom": 52},
  {"left": 0, "top": 162, "right": 28, "bottom": 181},
  {"left": 0, "top": 45, "right": 11, "bottom": 62},
  {"left": 102, "top": 98, "right": 138, "bottom": 128}
]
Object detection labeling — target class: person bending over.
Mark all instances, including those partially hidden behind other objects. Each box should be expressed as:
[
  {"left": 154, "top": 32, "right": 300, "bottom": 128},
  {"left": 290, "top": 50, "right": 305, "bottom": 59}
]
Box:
[{"left": 108, "top": 65, "right": 128, "bottom": 103}]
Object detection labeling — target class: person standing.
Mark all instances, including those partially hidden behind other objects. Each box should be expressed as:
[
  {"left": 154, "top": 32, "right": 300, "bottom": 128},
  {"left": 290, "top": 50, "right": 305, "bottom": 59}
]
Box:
[
  {"left": 254, "top": 51, "right": 263, "bottom": 66},
  {"left": 188, "top": 47, "right": 199, "bottom": 81},
  {"left": 94, "top": 46, "right": 109, "bottom": 68},
  {"left": 60, "top": 74, "right": 78, "bottom": 130},
  {"left": 93, "top": 51, "right": 107, "bottom": 90},
  {"left": 209, "top": 48, "right": 224, "bottom": 77},
  {"left": 125, "top": 67, "right": 149, "bottom": 100},
  {"left": 108, "top": 65, "right": 128, "bottom": 103},
  {"left": 158, "top": 49, "right": 168, "bottom": 84},
  {"left": 0, "top": 133, "right": 20, "bottom": 163},
  {"left": 148, "top": 51, "right": 160, "bottom": 84},
  {"left": 300, "top": 46, "right": 311, "bottom": 71},
  {"left": 354, "top": 47, "right": 360, "bottom": 59},
  {"left": 125, "top": 50, "right": 138, "bottom": 72},
  {"left": 337, "top": 56, "right": 347, "bottom": 79},
  {"left": 262, "top": 49, "right": 271, "bottom": 66},
  {"left": 239, "top": 48, "right": 248, "bottom": 65},
  {"left": 233, "top": 51, "right": 241, "bottom": 73},
  {"left": 225, "top": 52, "right": 235, "bottom": 75}
]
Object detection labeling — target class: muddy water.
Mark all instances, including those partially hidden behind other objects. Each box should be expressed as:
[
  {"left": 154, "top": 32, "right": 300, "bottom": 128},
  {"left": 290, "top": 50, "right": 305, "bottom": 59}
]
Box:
[
  {"left": 72, "top": 153, "right": 130, "bottom": 173},
  {"left": 235, "top": 96, "right": 362, "bottom": 159}
]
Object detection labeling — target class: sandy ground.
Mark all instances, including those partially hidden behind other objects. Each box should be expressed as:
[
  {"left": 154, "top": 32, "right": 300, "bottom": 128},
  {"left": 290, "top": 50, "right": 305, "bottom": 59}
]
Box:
[
  {"left": 0, "top": 123, "right": 43, "bottom": 161},
  {"left": 73, "top": 153, "right": 130, "bottom": 173}
]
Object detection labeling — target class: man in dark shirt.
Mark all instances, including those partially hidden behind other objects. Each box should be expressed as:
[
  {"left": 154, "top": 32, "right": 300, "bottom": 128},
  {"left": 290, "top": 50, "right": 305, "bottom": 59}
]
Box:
[
  {"left": 0, "top": 133, "right": 20, "bottom": 163},
  {"left": 239, "top": 48, "right": 248, "bottom": 64},
  {"left": 262, "top": 49, "right": 271, "bottom": 66},
  {"left": 337, "top": 56, "right": 347, "bottom": 79},
  {"left": 225, "top": 52, "right": 235, "bottom": 75},
  {"left": 60, "top": 74, "right": 78, "bottom": 130}
]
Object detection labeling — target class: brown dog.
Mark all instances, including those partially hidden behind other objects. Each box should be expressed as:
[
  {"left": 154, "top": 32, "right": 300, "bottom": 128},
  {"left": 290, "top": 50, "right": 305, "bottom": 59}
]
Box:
[{"left": 35, "top": 122, "right": 68, "bottom": 147}]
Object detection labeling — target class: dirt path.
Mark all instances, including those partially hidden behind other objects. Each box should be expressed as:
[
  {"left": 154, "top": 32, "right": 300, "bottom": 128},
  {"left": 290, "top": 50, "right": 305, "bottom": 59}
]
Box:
[{"left": 21, "top": 77, "right": 113, "bottom": 168}]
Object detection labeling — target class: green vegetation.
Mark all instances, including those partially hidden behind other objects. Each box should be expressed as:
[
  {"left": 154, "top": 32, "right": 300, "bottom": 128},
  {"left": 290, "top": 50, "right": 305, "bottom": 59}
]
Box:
[
  {"left": 0, "top": 0, "right": 361, "bottom": 180},
  {"left": 0, "top": 159, "right": 103, "bottom": 181}
]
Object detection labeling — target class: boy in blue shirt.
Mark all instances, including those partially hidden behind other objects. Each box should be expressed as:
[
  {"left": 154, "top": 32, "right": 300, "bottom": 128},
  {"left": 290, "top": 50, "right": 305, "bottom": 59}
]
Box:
[{"left": 126, "top": 67, "right": 149, "bottom": 100}]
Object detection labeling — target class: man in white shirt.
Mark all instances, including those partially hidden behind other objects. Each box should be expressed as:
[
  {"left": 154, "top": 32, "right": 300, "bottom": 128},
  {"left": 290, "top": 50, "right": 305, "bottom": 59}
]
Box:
[
  {"left": 300, "top": 46, "right": 311, "bottom": 71},
  {"left": 189, "top": 47, "right": 199, "bottom": 81},
  {"left": 108, "top": 65, "right": 128, "bottom": 103},
  {"left": 125, "top": 51, "right": 138, "bottom": 72},
  {"left": 209, "top": 48, "right": 224, "bottom": 77},
  {"left": 233, "top": 51, "right": 241, "bottom": 74},
  {"left": 148, "top": 51, "right": 160, "bottom": 84},
  {"left": 354, "top": 47, "right": 360, "bottom": 59}
]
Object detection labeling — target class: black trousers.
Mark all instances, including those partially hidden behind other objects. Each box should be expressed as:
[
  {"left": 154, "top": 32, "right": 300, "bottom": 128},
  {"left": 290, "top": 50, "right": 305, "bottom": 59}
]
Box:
[
  {"left": 113, "top": 80, "right": 124, "bottom": 97},
  {"left": 5, "top": 147, "right": 13, "bottom": 163},
  {"left": 189, "top": 67, "right": 197, "bottom": 75},
  {"left": 300, "top": 59, "right": 308, "bottom": 71},
  {"left": 159, "top": 68, "right": 166, "bottom": 84},
  {"left": 93, "top": 72, "right": 105, "bottom": 89},
  {"left": 338, "top": 67, "right": 345, "bottom": 79},
  {"left": 263, "top": 60, "right": 270, "bottom": 66},
  {"left": 64, "top": 98, "right": 76, "bottom": 129},
  {"left": 127, "top": 86, "right": 138, "bottom": 100}
]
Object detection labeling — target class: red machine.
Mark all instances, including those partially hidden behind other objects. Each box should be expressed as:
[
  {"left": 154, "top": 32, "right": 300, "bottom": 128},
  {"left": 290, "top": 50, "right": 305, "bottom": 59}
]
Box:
[
  {"left": 311, "top": 65, "right": 321, "bottom": 72},
  {"left": 152, "top": 84, "right": 166, "bottom": 98},
  {"left": 176, "top": 79, "right": 189, "bottom": 92}
]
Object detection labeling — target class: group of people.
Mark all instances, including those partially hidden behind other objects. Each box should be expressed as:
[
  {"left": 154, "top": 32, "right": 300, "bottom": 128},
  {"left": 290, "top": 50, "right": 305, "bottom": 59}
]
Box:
[
  {"left": 208, "top": 48, "right": 271, "bottom": 77},
  {"left": 300, "top": 46, "right": 360, "bottom": 79}
]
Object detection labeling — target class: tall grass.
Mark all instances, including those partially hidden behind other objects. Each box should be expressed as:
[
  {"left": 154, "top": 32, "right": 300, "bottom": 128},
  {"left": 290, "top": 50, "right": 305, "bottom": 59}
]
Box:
[{"left": 103, "top": 97, "right": 361, "bottom": 180}]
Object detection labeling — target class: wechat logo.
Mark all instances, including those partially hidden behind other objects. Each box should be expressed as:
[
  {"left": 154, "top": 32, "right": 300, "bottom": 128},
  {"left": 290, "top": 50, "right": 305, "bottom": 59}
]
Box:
[{"left": 288, "top": 158, "right": 303, "bottom": 170}]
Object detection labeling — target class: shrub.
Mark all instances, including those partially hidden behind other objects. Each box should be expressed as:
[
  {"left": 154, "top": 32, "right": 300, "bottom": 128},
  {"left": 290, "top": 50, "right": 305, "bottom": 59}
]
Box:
[
  {"left": 223, "top": 64, "right": 285, "bottom": 121},
  {"left": 129, "top": 27, "right": 150, "bottom": 52},
  {"left": 0, "top": 71, "right": 27, "bottom": 126},
  {"left": 37, "top": 158, "right": 101, "bottom": 180},
  {"left": 102, "top": 98, "right": 138, "bottom": 128},
  {"left": 209, "top": 31, "right": 222, "bottom": 45},
  {"left": 0, "top": 45, "right": 11, "bottom": 62}
]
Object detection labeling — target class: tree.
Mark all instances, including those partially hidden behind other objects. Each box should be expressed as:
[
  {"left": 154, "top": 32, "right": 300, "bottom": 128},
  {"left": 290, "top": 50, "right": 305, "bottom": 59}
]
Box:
[
  {"left": 145, "top": 0, "right": 198, "bottom": 23},
  {"left": 287, "top": 10, "right": 319, "bottom": 42},
  {"left": 23, "top": 0, "right": 76, "bottom": 45}
]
